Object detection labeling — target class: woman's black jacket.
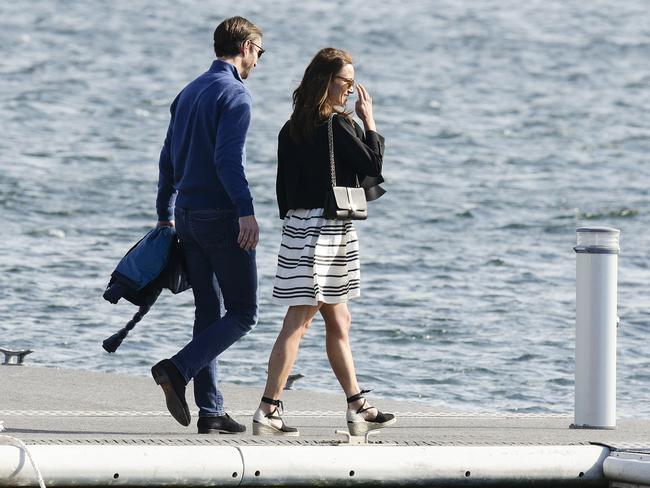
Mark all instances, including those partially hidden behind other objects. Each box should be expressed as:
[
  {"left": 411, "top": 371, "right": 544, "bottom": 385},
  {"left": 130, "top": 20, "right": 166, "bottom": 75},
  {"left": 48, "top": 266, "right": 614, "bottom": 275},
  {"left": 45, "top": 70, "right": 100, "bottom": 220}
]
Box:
[{"left": 276, "top": 115, "right": 385, "bottom": 219}]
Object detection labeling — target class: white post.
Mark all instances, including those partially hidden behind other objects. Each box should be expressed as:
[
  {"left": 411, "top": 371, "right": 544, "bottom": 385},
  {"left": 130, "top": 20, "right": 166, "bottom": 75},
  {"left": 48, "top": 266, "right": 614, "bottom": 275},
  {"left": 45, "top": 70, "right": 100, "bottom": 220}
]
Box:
[{"left": 572, "top": 226, "right": 619, "bottom": 429}]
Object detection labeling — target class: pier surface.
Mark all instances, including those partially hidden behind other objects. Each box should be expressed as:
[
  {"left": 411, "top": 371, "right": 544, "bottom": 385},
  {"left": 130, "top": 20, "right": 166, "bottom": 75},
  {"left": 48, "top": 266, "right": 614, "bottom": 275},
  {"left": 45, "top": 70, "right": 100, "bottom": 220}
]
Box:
[
  {"left": 1, "top": 366, "right": 650, "bottom": 487},
  {"left": 1, "top": 365, "right": 649, "bottom": 447}
]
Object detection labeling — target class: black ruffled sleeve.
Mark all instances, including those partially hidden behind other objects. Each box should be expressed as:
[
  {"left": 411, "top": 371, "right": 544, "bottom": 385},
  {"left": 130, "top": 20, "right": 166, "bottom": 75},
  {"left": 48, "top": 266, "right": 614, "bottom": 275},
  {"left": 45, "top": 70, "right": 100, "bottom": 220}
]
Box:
[
  {"left": 333, "top": 116, "right": 386, "bottom": 201},
  {"left": 332, "top": 115, "right": 383, "bottom": 177}
]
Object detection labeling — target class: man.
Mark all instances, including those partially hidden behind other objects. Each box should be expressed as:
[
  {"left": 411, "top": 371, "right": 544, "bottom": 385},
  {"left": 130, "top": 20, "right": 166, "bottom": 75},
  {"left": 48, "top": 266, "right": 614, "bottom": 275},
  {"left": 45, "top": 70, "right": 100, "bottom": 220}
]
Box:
[{"left": 151, "top": 16, "right": 263, "bottom": 434}]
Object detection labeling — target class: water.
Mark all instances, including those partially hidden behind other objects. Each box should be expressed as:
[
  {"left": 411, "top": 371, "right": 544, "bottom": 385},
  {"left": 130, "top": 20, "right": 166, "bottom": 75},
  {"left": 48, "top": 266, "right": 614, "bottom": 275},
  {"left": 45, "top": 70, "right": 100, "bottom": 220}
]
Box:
[{"left": 1, "top": 0, "right": 649, "bottom": 416}]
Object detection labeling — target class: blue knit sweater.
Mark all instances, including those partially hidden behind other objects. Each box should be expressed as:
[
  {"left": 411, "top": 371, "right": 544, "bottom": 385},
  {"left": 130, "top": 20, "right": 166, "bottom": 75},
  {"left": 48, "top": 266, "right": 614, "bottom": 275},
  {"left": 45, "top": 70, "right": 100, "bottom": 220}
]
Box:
[{"left": 156, "top": 60, "right": 254, "bottom": 221}]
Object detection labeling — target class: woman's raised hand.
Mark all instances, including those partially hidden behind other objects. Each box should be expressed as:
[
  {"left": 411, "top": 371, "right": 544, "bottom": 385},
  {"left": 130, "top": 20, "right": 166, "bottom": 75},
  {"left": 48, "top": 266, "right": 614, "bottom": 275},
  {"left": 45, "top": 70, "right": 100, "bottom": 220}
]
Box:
[{"left": 354, "top": 84, "right": 376, "bottom": 132}]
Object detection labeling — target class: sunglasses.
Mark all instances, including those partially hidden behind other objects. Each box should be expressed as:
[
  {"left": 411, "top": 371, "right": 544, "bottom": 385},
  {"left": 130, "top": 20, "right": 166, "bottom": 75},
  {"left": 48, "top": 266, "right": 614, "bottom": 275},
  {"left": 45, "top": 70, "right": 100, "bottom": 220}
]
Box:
[
  {"left": 335, "top": 75, "right": 355, "bottom": 88},
  {"left": 249, "top": 40, "right": 265, "bottom": 59}
]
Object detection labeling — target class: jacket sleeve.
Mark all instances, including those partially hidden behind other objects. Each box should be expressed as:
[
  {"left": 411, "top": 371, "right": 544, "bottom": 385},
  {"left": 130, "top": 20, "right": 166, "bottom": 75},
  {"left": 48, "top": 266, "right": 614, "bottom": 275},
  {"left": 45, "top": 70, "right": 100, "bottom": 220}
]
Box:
[
  {"left": 156, "top": 95, "right": 179, "bottom": 221},
  {"left": 332, "top": 115, "right": 384, "bottom": 177},
  {"left": 214, "top": 88, "right": 254, "bottom": 217}
]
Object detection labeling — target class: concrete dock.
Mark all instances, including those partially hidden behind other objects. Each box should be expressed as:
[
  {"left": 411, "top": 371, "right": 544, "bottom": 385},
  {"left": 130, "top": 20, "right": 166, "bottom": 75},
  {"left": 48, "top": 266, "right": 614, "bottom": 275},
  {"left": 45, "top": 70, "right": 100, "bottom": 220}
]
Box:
[{"left": 1, "top": 366, "right": 649, "bottom": 486}]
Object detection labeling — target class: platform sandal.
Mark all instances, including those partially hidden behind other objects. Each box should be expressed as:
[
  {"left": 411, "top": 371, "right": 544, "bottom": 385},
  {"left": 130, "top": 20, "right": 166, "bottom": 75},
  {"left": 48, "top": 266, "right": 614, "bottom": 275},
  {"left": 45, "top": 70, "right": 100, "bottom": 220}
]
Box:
[
  {"left": 346, "top": 389, "right": 397, "bottom": 436},
  {"left": 253, "top": 397, "right": 299, "bottom": 436}
]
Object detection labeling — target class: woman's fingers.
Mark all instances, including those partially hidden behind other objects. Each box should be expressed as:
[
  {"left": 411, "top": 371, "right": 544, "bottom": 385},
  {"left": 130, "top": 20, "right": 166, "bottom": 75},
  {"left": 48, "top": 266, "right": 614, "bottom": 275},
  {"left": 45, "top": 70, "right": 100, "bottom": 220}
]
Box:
[
  {"left": 356, "top": 84, "right": 372, "bottom": 107},
  {"left": 355, "top": 84, "right": 364, "bottom": 102},
  {"left": 357, "top": 85, "right": 368, "bottom": 102},
  {"left": 355, "top": 84, "right": 375, "bottom": 127},
  {"left": 360, "top": 84, "right": 372, "bottom": 102}
]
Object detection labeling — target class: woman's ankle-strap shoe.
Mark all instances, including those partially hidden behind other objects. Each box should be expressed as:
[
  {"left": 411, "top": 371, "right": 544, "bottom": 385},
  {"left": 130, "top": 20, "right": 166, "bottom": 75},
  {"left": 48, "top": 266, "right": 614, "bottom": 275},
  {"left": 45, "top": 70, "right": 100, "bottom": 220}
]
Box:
[
  {"left": 252, "top": 397, "right": 299, "bottom": 436},
  {"left": 346, "top": 389, "right": 397, "bottom": 436}
]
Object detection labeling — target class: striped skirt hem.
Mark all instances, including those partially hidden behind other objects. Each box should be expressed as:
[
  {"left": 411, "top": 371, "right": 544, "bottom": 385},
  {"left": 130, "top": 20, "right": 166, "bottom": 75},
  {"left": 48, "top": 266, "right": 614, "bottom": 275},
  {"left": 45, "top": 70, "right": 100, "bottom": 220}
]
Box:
[{"left": 272, "top": 208, "right": 360, "bottom": 306}]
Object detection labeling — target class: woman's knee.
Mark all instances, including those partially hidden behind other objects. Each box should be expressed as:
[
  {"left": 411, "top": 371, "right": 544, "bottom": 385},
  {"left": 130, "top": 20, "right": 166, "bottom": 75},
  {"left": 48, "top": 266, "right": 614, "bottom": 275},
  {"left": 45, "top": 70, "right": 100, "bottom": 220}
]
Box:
[
  {"left": 300, "top": 319, "right": 313, "bottom": 338},
  {"left": 282, "top": 306, "right": 317, "bottom": 336},
  {"left": 325, "top": 311, "right": 352, "bottom": 338}
]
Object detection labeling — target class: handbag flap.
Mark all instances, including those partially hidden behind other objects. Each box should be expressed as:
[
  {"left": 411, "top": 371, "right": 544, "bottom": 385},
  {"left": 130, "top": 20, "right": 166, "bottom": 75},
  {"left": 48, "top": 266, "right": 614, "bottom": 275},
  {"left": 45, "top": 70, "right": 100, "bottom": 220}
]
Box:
[{"left": 332, "top": 186, "right": 367, "bottom": 212}]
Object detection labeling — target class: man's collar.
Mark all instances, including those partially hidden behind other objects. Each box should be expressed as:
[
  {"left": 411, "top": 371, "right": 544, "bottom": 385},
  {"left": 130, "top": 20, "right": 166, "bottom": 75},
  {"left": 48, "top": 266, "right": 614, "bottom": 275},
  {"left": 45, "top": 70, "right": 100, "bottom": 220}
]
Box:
[{"left": 209, "top": 59, "right": 243, "bottom": 83}]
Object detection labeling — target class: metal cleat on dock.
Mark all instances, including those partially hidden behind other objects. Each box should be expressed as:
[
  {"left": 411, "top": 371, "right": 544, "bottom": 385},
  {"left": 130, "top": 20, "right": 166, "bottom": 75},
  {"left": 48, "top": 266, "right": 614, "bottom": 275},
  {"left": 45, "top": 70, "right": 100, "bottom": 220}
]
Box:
[
  {"left": 335, "top": 429, "right": 381, "bottom": 445},
  {"left": 0, "top": 348, "right": 33, "bottom": 365}
]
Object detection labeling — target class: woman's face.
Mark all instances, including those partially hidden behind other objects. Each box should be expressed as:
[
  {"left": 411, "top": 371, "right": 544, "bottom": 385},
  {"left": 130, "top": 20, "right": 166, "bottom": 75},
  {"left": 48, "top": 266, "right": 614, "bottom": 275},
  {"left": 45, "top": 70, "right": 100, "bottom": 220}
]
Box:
[{"left": 328, "top": 64, "right": 355, "bottom": 108}]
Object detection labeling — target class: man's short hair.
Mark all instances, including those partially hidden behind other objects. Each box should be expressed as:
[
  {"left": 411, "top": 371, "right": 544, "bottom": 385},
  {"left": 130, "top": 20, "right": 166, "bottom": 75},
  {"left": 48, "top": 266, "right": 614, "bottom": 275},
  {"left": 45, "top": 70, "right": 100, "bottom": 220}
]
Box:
[{"left": 213, "top": 16, "right": 262, "bottom": 58}]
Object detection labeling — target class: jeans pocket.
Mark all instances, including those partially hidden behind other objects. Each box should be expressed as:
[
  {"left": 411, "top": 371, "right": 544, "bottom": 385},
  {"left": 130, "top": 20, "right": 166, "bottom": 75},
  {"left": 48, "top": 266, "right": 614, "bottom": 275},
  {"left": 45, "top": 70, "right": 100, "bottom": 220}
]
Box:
[{"left": 189, "top": 211, "right": 238, "bottom": 249}]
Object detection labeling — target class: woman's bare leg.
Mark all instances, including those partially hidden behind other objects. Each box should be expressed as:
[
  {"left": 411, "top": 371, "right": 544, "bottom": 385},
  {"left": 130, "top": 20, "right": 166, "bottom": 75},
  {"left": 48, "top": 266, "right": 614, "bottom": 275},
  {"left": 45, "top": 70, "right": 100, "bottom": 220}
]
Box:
[
  {"left": 259, "top": 304, "right": 320, "bottom": 418},
  {"left": 320, "top": 303, "right": 377, "bottom": 418}
]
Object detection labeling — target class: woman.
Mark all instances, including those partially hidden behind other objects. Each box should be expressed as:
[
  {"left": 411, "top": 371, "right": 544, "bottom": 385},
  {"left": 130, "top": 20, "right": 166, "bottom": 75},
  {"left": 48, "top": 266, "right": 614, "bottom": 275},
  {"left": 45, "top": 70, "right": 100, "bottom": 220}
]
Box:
[{"left": 253, "top": 48, "right": 396, "bottom": 436}]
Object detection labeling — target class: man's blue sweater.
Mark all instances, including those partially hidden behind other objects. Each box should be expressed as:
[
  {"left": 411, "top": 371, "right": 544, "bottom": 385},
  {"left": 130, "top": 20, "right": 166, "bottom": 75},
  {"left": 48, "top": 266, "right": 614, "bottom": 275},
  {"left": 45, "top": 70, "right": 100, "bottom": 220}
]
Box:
[{"left": 156, "top": 60, "right": 254, "bottom": 221}]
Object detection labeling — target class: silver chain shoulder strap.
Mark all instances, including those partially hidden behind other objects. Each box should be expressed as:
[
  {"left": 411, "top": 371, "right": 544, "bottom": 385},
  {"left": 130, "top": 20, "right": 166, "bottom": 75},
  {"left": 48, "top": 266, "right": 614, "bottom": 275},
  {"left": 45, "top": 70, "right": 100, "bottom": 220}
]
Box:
[
  {"left": 327, "top": 114, "right": 337, "bottom": 187},
  {"left": 327, "top": 113, "right": 361, "bottom": 188}
]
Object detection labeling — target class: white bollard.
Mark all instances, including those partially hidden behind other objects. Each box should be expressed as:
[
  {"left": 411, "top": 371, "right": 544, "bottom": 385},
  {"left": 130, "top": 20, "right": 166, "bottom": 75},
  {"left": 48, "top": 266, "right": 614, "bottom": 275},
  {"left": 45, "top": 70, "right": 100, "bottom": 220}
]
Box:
[{"left": 572, "top": 226, "right": 620, "bottom": 429}]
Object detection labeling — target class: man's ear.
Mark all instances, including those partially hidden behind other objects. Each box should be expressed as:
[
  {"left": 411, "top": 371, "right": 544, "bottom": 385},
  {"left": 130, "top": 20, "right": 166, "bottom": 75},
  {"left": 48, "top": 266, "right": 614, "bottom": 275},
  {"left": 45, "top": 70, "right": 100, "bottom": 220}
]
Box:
[{"left": 240, "top": 39, "right": 249, "bottom": 57}]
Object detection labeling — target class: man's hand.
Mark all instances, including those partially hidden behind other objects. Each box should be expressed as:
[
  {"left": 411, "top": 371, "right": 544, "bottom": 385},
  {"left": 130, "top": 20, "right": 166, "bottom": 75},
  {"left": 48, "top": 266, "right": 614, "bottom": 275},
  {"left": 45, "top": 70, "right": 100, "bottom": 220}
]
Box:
[
  {"left": 238, "top": 215, "right": 259, "bottom": 251},
  {"left": 157, "top": 220, "right": 175, "bottom": 228}
]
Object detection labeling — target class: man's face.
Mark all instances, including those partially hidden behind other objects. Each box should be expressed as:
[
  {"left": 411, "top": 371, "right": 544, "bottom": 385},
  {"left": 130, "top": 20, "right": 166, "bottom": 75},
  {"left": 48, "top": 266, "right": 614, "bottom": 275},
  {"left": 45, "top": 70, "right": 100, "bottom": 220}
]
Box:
[{"left": 241, "top": 37, "right": 263, "bottom": 79}]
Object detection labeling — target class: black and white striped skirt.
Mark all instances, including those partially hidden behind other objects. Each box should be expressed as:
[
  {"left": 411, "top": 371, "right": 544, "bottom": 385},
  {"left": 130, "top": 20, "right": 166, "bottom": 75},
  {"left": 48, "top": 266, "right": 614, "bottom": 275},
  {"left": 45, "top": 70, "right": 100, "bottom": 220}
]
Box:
[{"left": 272, "top": 208, "right": 361, "bottom": 306}]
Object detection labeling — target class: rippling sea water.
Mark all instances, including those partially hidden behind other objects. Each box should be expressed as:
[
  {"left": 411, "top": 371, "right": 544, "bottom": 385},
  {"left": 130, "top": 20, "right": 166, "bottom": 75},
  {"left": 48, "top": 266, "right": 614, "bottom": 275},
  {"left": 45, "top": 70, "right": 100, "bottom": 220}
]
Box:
[{"left": 1, "top": 0, "right": 649, "bottom": 416}]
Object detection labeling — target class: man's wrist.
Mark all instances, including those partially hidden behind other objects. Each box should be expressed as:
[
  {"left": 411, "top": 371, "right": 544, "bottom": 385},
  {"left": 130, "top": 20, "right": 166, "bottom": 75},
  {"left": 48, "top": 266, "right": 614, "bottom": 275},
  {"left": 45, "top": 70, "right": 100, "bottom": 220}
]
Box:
[
  {"left": 156, "top": 204, "right": 174, "bottom": 222},
  {"left": 236, "top": 199, "right": 255, "bottom": 218}
]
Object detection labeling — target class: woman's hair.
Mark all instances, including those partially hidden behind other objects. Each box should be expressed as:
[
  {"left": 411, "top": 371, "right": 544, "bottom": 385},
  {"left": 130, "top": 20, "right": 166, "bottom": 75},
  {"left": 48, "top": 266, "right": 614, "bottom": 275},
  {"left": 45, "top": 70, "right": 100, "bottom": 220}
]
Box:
[
  {"left": 289, "top": 48, "right": 353, "bottom": 143},
  {"left": 213, "top": 16, "right": 262, "bottom": 58}
]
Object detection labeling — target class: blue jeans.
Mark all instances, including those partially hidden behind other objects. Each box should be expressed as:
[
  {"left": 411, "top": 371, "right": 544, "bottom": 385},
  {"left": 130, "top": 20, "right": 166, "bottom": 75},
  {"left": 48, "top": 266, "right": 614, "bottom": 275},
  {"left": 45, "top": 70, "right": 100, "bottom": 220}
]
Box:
[{"left": 171, "top": 207, "right": 258, "bottom": 417}]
